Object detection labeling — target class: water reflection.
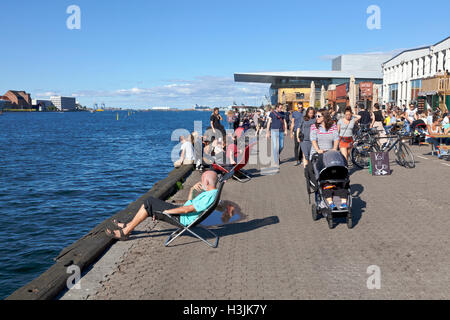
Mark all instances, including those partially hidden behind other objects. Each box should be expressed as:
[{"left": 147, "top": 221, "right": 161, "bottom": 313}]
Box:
[{"left": 202, "top": 200, "right": 245, "bottom": 227}]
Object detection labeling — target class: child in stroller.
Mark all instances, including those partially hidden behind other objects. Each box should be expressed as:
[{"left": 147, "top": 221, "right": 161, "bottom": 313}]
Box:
[{"left": 305, "top": 150, "right": 353, "bottom": 229}]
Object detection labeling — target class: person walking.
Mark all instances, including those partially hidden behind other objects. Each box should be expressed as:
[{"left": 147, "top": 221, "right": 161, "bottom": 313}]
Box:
[
  {"left": 358, "top": 104, "right": 375, "bottom": 129},
  {"left": 291, "top": 103, "right": 304, "bottom": 166},
  {"left": 266, "top": 103, "right": 288, "bottom": 167},
  {"left": 298, "top": 107, "right": 316, "bottom": 168},
  {"left": 226, "top": 110, "right": 235, "bottom": 130},
  {"left": 372, "top": 103, "right": 387, "bottom": 145},
  {"left": 337, "top": 107, "right": 361, "bottom": 161},
  {"left": 210, "top": 107, "right": 226, "bottom": 140},
  {"left": 233, "top": 108, "right": 241, "bottom": 131}
]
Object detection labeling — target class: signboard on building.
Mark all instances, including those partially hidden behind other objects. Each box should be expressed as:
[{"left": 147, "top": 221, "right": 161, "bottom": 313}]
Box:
[
  {"left": 336, "top": 83, "right": 348, "bottom": 99},
  {"left": 359, "top": 82, "right": 373, "bottom": 98}
]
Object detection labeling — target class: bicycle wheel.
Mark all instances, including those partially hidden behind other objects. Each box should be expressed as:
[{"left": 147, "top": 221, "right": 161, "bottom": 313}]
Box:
[
  {"left": 398, "top": 143, "right": 415, "bottom": 168},
  {"left": 351, "top": 142, "right": 375, "bottom": 169}
]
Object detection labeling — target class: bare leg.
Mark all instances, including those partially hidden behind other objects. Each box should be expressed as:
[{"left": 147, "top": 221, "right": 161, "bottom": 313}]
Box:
[
  {"left": 122, "top": 204, "right": 149, "bottom": 235},
  {"left": 303, "top": 154, "right": 308, "bottom": 168},
  {"left": 340, "top": 147, "right": 348, "bottom": 161},
  {"left": 108, "top": 204, "right": 149, "bottom": 238}
]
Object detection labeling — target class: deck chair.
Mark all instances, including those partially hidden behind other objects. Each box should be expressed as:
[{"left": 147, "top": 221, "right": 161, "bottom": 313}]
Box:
[
  {"left": 212, "top": 142, "right": 256, "bottom": 183},
  {"left": 155, "top": 171, "right": 234, "bottom": 248}
]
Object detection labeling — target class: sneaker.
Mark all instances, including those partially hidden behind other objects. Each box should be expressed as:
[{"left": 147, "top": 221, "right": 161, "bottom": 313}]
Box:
[
  {"left": 340, "top": 203, "right": 348, "bottom": 210},
  {"left": 329, "top": 203, "right": 337, "bottom": 210}
]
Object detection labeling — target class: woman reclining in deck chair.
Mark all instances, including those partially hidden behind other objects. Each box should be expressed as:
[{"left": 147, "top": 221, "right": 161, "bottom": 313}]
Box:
[{"left": 105, "top": 171, "right": 219, "bottom": 241}]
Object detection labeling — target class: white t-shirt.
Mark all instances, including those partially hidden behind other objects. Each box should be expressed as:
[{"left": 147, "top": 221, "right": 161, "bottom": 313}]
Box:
[
  {"left": 406, "top": 108, "right": 417, "bottom": 122},
  {"left": 443, "top": 116, "right": 449, "bottom": 126},
  {"left": 181, "top": 141, "right": 195, "bottom": 161}
]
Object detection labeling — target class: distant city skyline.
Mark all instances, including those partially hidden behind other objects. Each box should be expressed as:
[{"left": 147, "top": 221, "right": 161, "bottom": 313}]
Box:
[{"left": 1, "top": 0, "right": 449, "bottom": 108}]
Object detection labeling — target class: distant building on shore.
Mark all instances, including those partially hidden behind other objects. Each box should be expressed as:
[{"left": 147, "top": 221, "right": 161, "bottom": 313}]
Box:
[
  {"left": 50, "top": 96, "right": 76, "bottom": 111},
  {"left": 1, "top": 90, "right": 33, "bottom": 109},
  {"left": 151, "top": 106, "right": 171, "bottom": 110},
  {"left": 32, "top": 99, "right": 54, "bottom": 111}
]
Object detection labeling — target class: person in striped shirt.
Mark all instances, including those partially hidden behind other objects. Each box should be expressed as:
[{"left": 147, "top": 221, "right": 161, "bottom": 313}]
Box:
[{"left": 310, "top": 109, "right": 339, "bottom": 158}]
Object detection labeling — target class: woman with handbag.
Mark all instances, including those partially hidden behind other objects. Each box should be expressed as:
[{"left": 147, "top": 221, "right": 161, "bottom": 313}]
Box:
[{"left": 337, "top": 107, "right": 361, "bottom": 161}]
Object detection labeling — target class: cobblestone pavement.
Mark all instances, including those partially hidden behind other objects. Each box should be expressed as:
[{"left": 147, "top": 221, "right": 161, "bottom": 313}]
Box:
[{"left": 75, "top": 138, "right": 450, "bottom": 300}]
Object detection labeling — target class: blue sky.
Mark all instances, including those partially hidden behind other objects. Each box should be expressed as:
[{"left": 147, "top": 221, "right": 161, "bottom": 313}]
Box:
[{"left": 1, "top": 0, "right": 449, "bottom": 108}]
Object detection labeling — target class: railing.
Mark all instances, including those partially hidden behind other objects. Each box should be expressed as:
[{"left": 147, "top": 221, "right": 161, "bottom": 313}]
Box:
[
  {"left": 421, "top": 77, "right": 441, "bottom": 92},
  {"left": 422, "top": 75, "right": 450, "bottom": 93},
  {"left": 439, "top": 77, "right": 450, "bottom": 93}
]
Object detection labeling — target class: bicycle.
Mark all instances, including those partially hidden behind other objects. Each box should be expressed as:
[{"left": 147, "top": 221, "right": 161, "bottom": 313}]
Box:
[
  {"left": 351, "top": 126, "right": 381, "bottom": 169},
  {"left": 378, "top": 131, "right": 415, "bottom": 169}
]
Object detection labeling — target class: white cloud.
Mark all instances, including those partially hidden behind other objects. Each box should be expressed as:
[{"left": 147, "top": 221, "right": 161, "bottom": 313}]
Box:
[
  {"left": 35, "top": 91, "right": 59, "bottom": 98},
  {"left": 69, "top": 76, "right": 270, "bottom": 108}
]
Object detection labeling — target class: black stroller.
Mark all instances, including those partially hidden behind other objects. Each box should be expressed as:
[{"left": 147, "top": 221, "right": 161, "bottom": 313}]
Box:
[
  {"left": 410, "top": 120, "right": 427, "bottom": 145},
  {"left": 305, "top": 150, "right": 353, "bottom": 229}
]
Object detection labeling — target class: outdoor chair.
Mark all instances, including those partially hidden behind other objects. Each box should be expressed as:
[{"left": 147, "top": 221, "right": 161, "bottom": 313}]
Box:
[
  {"left": 212, "top": 142, "right": 256, "bottom": 183},
  {"left": 155, "top": 171, "right": 234, "bottom": 248}
]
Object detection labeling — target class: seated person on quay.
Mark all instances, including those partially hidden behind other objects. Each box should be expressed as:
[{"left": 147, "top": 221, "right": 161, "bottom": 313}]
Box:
[{"left": 105, "top": 171, "right": 219, "bottom": 241}]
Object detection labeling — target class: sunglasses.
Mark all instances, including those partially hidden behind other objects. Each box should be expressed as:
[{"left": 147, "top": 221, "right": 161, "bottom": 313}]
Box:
[{"left": 316, "top": 115, "right": 323, "bottom": 118}]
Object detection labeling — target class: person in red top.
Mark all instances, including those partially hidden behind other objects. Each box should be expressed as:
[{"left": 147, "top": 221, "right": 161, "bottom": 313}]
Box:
[
  {"left": 226, "top": 133, "right": 239, "bottom": 165},
  {"left": 235, "top": 127, "right": 244, "bottom": 139}
]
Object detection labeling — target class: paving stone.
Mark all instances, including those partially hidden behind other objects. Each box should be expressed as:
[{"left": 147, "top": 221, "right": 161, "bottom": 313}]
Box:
[{"left": 63, "top": 139, "right": 450, "bottom": 300}]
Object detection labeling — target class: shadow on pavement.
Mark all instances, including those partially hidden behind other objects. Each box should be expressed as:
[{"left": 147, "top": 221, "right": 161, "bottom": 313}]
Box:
[
  {"left": 350, "top": 184, "right": 366, "bottom": 227},
  {"left": 131, "top": 216, "right": 280, "bottom": 246}
]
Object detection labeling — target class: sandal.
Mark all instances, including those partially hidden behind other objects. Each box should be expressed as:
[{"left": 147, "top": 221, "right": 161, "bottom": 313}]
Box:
[
  {"left": 112, "top": 219, "right": 128, "bottom": 229},
  {"left": 105, "top": 228, "right": 129, "bottom": 241}
]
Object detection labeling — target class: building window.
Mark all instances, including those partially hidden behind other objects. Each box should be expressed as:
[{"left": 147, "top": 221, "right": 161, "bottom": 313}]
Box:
[
  {"left": 422, "top": 57, "right": 425, "bottom": 76},
  {"left": 443, "top": 51, "right": 446, "bottom": 71},
  {"left": 389, "top": 83, "right": 398, "bottom": 103},
  {"left": 435, "top": 53, "right": 439, "bottom": 73}
]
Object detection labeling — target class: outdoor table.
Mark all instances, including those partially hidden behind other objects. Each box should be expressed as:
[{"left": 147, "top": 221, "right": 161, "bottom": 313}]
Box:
[{"left": 428, "top": 134, "right": 450, "bottom": 156}]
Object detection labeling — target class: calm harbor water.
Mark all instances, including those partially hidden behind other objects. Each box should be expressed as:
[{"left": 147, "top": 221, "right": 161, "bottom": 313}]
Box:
[{"left": 0, "top": 110, "right": 216, "bottom": 299}]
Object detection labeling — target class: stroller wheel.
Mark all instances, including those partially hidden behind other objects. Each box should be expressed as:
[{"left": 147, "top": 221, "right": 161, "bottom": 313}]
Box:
[
  {"left": 347, "top": 217, "right": 353, "bottom": 229},
  {"left": 312, "top": 204, "right": 319, "bottom": 221},
  {"left": 327, "top": 214, "right": 334, "bottom": 229}
]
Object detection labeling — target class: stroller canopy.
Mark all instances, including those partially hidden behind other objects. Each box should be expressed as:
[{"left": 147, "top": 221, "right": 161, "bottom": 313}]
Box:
[{"left": 315, "top": 150, "right": 348, "bottom": 181}]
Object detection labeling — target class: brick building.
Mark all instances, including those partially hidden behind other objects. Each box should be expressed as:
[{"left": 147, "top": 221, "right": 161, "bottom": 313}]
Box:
[{"left": 1, "top": 90, "right": 33, "bottom": 109}]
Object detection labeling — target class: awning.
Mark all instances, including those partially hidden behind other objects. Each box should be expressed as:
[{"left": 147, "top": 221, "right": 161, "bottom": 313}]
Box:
[{"left": 418, "top": 90, "right": 438, "bottom": 96}]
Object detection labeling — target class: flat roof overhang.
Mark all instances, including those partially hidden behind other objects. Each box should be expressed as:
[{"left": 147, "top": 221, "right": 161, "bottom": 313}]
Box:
[{"left": 234, "top": 71, "right": 383, "bottom": 84}]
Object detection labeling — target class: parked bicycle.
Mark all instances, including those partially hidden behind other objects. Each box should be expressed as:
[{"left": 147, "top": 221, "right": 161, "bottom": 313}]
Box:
[
  {"left": 351, "top": 126, "right": 381, "bottom": 169},
  {"left": 378, "top": 131, "right": 415, "bottom": 169}
]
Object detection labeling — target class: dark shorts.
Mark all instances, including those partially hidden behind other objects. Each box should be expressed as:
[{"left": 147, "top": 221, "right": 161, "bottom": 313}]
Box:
[{"left": 144, "top": 197, "right": 181, "bottom": 225}]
